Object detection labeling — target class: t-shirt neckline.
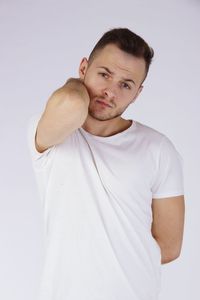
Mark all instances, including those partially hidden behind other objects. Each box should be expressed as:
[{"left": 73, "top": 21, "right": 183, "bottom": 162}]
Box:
[{"left": 79, "top": 119, "right": 137, "bottom": 140}]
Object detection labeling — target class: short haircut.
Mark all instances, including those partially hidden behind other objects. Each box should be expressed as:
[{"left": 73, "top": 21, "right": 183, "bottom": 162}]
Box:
[{"left": 88, "top": 27, "right": 154, "bottom": 83}]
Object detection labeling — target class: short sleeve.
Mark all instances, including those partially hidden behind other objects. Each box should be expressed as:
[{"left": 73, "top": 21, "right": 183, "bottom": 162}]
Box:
[
  {"left": 27, "top": 112, "right": 57, "bottom": 170},
  {"left": 151, "top": 136, "right": 184, "bottom": 198}
]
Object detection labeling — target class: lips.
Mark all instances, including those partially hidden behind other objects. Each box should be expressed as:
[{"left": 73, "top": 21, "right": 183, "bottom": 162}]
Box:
[{"left": 96, "top": 100, "right": 112, "bottom": 107}]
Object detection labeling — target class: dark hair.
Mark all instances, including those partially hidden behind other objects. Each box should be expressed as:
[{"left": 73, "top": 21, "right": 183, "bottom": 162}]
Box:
[{"left": 88, "top": 27, "right": 154, "bottom": 82}]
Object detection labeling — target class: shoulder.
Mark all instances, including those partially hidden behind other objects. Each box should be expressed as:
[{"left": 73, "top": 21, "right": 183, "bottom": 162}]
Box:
[
  {"left": 135, "top": 120, "right": 166, "bottom": 144},
  {"left": 134, "top": 121, "right": 181, "bottom": 159}
]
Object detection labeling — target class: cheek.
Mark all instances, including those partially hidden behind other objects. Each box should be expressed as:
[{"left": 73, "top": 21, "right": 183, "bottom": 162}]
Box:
[
  {"left": 84, "top": 76, "right": 103, "bottom": 97},
  {"left": 85, "top": 83, "right": 96, "bottom": 99}
]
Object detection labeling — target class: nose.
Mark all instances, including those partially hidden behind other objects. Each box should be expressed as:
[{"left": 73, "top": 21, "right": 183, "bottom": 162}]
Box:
[{"left": 103, "top": 85, "right": 116, "bottom": 100}]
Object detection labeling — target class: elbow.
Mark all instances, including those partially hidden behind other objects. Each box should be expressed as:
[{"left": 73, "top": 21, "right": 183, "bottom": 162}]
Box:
[{"left": 161, "top": 248, "right": 182, "bottom": 264}]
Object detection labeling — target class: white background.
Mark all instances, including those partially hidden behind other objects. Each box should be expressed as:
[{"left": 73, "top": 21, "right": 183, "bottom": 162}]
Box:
[{"left": 0, "top": 0, "right": 199, "bottom": 299}]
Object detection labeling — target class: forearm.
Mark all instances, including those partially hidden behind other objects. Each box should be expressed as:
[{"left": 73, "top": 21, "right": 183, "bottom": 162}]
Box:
[{"left": 35, "top": 78, "right": 90, "bottom": 152}]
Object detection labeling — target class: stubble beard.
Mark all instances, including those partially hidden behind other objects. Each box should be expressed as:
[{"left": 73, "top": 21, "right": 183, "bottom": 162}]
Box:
[
  {"left": 84, "top": 81, "right": 131, "bottom": 121},
  {"left": 87, "top": 99, "right": 127, "bottom": 122}
]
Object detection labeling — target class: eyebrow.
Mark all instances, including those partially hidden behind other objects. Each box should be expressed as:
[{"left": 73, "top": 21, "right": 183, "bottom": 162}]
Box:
[{"left": 97, "top": 66, "right": 136, "bottom": 85}]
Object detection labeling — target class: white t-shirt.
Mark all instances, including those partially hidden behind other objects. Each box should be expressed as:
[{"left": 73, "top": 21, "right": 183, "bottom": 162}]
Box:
[{"left": 27, "top": 113, "right": 184, "bottom": 300}]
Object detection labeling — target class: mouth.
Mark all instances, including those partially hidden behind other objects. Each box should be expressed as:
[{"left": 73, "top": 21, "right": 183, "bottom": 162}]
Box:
[{"left": 96, "top": 100, "right": 112, "bottom": 108}]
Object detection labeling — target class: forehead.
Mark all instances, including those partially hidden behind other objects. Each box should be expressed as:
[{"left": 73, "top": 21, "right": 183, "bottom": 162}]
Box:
[{"left": 90, "top": 44, "right": 146, "bottom": 84}]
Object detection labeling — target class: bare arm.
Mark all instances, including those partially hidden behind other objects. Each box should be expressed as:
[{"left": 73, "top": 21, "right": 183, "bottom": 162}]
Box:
[
  {"left": 35, "top": 78, "right": 90, "bottom": 153},
  {"left": 151, "top": 195, "right": 185, "bottom": 264}
]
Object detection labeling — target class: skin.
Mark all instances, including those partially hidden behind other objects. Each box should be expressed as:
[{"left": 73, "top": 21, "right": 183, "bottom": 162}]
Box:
[
  {"left": 78, "top": 43, "right": 145, "bottom": 137},
  {"left": 151, "top": 195, "right": 185, "bottom": 264},
  {"left": 79, "top": 44, "right": 185, "bottom": 264}
]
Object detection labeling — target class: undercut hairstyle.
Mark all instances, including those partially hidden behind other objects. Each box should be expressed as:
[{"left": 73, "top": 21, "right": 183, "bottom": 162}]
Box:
[{"left": 88, "top": 27, "right": 154, "bottom": 83}]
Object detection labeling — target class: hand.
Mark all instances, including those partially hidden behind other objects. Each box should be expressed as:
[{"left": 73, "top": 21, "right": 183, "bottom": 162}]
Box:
[{"left": 61, "top": 77, "right": 90, "bottom": 107}]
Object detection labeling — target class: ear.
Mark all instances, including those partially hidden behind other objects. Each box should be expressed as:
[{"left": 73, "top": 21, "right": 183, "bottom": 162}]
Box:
[
  {"left": 79, "top": 57, "right": 89, "bottom": 80},
  {"left": 130, "top": 85, "right": 143, "bottom": 103}
]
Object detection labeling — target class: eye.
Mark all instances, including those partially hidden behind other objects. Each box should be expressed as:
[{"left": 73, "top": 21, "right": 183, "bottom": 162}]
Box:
[
  {"left": 121, "top": 82, "right": 131, "bottom": 90},
  {"left": 99, "top": 72, "right": 109, "bottom": 78}
]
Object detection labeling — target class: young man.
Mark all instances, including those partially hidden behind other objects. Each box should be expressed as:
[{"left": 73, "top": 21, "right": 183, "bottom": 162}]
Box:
[{"left": 27, "top": 28, "right": 185, "bottom": 300}]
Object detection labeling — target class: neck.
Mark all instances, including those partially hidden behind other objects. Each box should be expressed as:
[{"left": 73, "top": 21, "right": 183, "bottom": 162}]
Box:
[{"left": 81, "top": 116, "right": 132, "bottom": 137}]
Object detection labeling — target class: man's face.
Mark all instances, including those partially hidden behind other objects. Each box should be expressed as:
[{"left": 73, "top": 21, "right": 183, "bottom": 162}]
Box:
[{"left": 79, "top": 43, "right": 146, "bottom": 122}]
